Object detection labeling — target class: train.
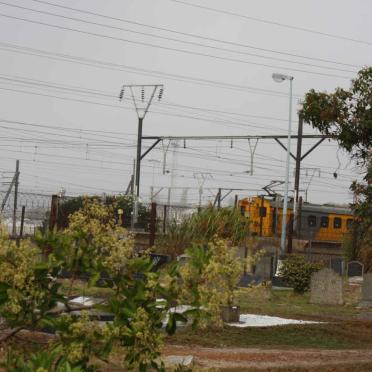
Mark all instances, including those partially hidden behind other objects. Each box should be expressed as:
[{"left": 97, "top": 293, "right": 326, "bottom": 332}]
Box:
[{"left": 239, "top": 196, "right": 354, "bottom": 243}]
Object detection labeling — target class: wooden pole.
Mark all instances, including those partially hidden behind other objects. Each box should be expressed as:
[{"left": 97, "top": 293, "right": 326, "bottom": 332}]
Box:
[
  {"left": 49, "top": 194, "right": 59, "bottom": 231},
  {"left": 149, "top": 202, "right": 157, "bottom": 247}
]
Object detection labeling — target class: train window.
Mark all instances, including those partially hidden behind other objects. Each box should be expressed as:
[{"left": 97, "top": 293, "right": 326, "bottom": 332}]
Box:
[
  {"left": 334, "top": 217, "right": 342, "bottom": 229},
  {"left": 308, "top": 215, "right": 317, "bottom": 227},
  {"left": 347, "top": 219, "right": 353, "bottom": 229},
  {"left": 320, "top": 216, "right": 329, "bottom": 228},
  {"left": 259, "top": 207, "right": 267, "bottom": 217}
]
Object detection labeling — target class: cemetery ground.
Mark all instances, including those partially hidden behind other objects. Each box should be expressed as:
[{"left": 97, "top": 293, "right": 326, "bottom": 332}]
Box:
[{"left": 12, "top": 278, "right": 372, "bottom": 371}]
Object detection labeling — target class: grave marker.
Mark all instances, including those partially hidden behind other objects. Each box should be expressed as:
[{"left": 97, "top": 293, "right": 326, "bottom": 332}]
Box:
[
  {"left": 310, "top": 268, "right": 343, "bottom": 305},
  {"left": 347, "top": 261, "right": 364, "bottom": 277},
  {"left": 359, "top": 273, "right": 372, "bottom": 308}
]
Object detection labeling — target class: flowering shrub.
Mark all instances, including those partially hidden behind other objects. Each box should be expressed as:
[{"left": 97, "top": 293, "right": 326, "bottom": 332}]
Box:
[
  {"left": 0, "top": 200, "right": 194, "bottom": 371},
  {"left": 180, "top": 238, "right": 243, "bottom": 326},
  {"left": 0, "top": 234, "right": 64, "bottom": 329}
]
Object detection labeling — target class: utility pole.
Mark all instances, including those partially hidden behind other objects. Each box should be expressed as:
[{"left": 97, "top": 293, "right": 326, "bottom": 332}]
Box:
[
  {"left": 293, "top": 117, "right": 303, "bottom": 236},
  {"left": 119, "top": 84, "right": 163, "bottom": 226},
  {"left": 11, "top": 160, "right": 20, "bottom": 237}
]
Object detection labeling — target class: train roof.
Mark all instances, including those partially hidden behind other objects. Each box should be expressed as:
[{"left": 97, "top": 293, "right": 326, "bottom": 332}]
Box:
[{"left": 267, "top": 199, "right": 352, "bottom": 215}]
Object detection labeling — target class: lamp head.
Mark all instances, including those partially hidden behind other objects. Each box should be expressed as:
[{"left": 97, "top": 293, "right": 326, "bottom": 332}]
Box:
[{"left": 272, "top": 73, "right": 294, "bottom": 82}]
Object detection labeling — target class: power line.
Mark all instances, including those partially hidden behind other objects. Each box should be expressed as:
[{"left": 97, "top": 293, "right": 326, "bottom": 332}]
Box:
[
  {"left": 0, "top": 73, "right": 294, "bottom": 124},
  {"left": 171, "top": 0, "right": 372, "bottom": 46},
  {"left": 0, "top": 41, "right": 303, "bottom": 98},
  {"left": 0, "top": 1, "right": 358, "bottom": 74},
  {"left": 23, "top": 0, "right": 362, "bottom": 68},
  {"left": 0, "top": 117, "right": 356, "bottom": 180},
  {"left": 0, "top": 86, "right": 289, "bottom": 132},
  {"left": 0, "top": 12, "right": 352, "bottom": 79}
]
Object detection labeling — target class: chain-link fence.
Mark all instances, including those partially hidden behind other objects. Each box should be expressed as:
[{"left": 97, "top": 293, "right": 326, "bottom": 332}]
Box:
[{"left": 0, "top": 190, "right": 51, "bottom": 236}]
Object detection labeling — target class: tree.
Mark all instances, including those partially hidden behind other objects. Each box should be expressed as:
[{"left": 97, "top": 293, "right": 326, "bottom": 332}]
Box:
[
  {"left": 54, "top": 195, "right": 149, "bottom": 230},
  {"left": 300, "top": 67, "right": 372, "bottom": 269}
]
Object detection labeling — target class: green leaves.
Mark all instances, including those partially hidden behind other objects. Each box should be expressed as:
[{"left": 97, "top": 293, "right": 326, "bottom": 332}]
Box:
[
  {"left": 165, "top": 312, "right": 187, "bottom": 335},
  {"left": 300, "top": 67, "right": 372, "bottom": 165},
  {"left": 157, "top": 206, "right": 250, "bottom": 258},
  {"left": 279, "top": 255, "right": 322, "bottom": 293}
]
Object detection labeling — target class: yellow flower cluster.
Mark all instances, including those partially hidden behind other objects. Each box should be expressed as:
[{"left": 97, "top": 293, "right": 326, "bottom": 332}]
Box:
[
  {"left": 126, "top": 307, "right": 164, "bottom": 369},
  {"left": 0, "top": 236, "right": 46, "bottom": 320},
  {"left": 64, "top": 199, "right": 135, "bottom": 277},
  {"left": 58, "top": 311, "right": 112, "bottom": 365},
  {"left": 180, "top": 238, "right": 243, "bottom": 327}
]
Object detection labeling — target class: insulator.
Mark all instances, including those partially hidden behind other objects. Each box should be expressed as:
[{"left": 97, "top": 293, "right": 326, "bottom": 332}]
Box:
[
  {"left": 333, "top": 172, "right": 338, "bottom": 179},
  {"left": 119, "top": 87, "right": 124, "bottom": 101},
  {"left": 158, "top": 87, "right": 163, "bottom": 101},
  {"left": 141, "top": 87, "right": 145, "bottom": 102}
]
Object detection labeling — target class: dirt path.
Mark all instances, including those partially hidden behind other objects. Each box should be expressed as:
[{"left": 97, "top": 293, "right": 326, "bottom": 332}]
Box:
[{"left": 163, "top": 345, "right": 372, "bottom": 370}]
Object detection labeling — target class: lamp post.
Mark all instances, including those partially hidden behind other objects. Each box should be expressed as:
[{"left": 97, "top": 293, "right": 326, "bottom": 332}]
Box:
[{"left": 272, "top": 73, "right": 294, "bottom": 254}]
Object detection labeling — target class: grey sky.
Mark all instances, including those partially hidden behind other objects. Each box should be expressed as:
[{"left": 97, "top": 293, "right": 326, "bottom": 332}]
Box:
[{"left": 0, "top": 0, "right": 371, "bottom": 205}]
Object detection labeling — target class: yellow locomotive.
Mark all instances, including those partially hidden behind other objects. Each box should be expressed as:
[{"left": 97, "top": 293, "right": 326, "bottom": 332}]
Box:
[{"left": 239, "top": 196, "right": 353, "bottom": 242}]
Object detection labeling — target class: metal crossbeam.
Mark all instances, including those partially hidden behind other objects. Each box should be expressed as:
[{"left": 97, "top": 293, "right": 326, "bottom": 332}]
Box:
[{"left": 142, "top": 134, "right": 332, "bottom": 141}]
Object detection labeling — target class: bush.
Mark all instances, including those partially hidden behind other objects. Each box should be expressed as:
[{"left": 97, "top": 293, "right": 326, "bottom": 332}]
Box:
[
  {"left": 0, "top": 200, "right": 198, "bottom": 371},
  {"left": 278, "top": 254, "right": 322, "bottom": 293},
  {"left": 179, "top": 238, "right": 243, "bottom": 326},
  {"left": 157, "top": 206, "right": 250, "bottom": 257},
  {"left": 44, "top": 195, "right": 150, "bottom": 230}
]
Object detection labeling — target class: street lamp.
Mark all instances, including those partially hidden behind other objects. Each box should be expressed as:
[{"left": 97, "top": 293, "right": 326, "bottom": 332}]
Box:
[{"left": 272, "top": 73, "right": 294, "bottom": 254}]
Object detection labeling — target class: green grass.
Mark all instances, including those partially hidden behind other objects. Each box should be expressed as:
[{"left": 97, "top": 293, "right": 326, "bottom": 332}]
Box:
[
  {"left": 235, "top": 285, "right": 363, "bottom": 320},
  {"left": 58, "top": 279, "right": 114, "bottom": 299},
  {"left": 168, "top": 321, "right": 372, "bottom": 350}
]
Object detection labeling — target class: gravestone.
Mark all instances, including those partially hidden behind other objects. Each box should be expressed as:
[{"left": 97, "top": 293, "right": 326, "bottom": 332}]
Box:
[
  {"left": 255, "top": 256, "right": 274, "bottom": 280},
  {"left": 347, "top": 261, "right": 364, "bottom": 277},
  {"left": 310, "top": 268, "right": 343, "bottom": 305},
  {"left": 330, "top": 258, "right": 344, "bottom": 276},
  {"left": 359, "top": 273, "right": 372, "bottom": 308}
]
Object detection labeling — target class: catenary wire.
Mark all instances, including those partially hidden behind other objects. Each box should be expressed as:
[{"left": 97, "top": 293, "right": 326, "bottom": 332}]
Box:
[
  {"left": 0, "top": 12, "right": 353, "bottom": 79},
  {"left": 0, "top": 1, "right": 359, "bottom": 74}
]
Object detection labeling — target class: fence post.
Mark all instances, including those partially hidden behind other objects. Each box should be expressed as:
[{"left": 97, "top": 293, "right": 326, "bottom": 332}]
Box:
[
  {"left": 19, "top": 205, "right": 26, "bottom": 238},
  {"left": 162, "top": 205, "right": 167, "bottom": 234},
  {"left": 11, "top": 160, "right": 20, "bottom": 238},
  {"left": 149, "top": 202, "right": 157, "bottom": 247},
  {"left": 234, "top": 194, "right": 238, "bottom": 209},
  {"left": 49, "top": 194, "right": 59, "bottom": 231}
]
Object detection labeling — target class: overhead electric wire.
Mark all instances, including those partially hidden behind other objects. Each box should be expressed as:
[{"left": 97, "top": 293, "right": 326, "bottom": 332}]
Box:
[
  {"left": 0, "top": 139, "right": 356, "bottom": 186},
  {"left": 0, "top": 118, "right": 357, "bottom": 182},
  {"left": 0, "top": 1, "right": 359, "bottom": 74},
  {"left": 0, "top": 85, "right": 290, "bottom": 132},
  {"left": 0, "top": 73, "right": 295, "bottom": 124},
  {"left": 0, "top": 139, "right": 355, "bottom": 196},
  {"left": 0, "top": 12, "right": 353, "bottom": 79},
  {"left": 0, "top": 117, "right": 356, "bottom": 181},
  {"left": 171, "top": 0, "right": 372, "bottom": 46},
  {"left": 22, "top": 0, "right": 362, "bottom": 68},
  {"left": 0, "top": 41, "right": 302, "bottom": 98},
  {"left": 0, "top": 117, "right": 136, "bottom": 139}
]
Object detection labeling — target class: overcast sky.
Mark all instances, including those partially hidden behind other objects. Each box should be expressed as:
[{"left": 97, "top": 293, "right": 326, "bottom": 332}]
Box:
[{"left": 0, "top": 0, "right": 371, "bottom": 206}]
